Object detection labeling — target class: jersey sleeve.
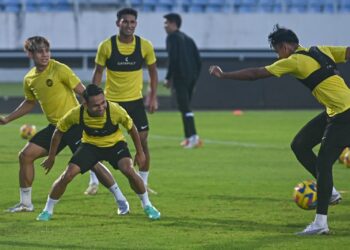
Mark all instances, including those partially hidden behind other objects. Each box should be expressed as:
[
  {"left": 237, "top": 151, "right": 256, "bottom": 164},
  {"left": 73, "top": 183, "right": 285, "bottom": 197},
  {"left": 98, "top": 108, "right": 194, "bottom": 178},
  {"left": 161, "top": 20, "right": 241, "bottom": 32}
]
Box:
[
  {"left": 58, "top": 63, "right": 81, "bottom": 90},
  {"left": 141, "top": 38, "right": 157, "bottom": 66},
  {"left": 265, "top": 57, "right": 298, "bottom": 77},
  {"left": 95, "top": 39, "right": 110, "bottom": 67},
  {"left": 56, "top": 107, "right": 80, "bottom": 133},
  {"left": 324, "top": 46, "right": 347, "bottom": 63},
  {"left": 23, "top": 77, "right": 35, "bottom": 100},
  {"left": 110, "top": 102, "right": 133, "bottom": 131}
]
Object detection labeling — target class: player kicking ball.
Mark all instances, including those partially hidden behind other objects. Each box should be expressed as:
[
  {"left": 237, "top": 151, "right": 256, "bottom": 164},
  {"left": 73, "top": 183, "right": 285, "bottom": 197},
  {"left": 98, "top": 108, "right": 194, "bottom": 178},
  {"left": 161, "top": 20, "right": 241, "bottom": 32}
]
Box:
[{"left": 37, "top": 84, "right": 160, "bottom": 221}]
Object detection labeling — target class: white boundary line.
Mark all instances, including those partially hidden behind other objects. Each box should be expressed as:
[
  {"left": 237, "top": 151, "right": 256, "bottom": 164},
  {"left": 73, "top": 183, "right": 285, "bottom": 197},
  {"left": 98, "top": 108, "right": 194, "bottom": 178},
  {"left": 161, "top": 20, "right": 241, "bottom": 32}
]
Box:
[{"left": 150, "top": 134, "right": 288, "bottom": 150}]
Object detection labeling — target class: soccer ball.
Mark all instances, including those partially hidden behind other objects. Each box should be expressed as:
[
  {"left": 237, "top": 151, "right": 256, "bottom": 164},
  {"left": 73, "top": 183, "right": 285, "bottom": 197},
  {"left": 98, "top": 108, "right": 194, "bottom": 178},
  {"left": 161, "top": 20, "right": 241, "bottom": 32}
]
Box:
[
  {"left": 343, "top": 150, "right": 350, "bottom": 168},
  {"left": 20, "top": 124, "right": 37, "bottom": 140},
  {"left": 293, "top": 180, "right": 317, "bottom": 210},
  {"left": 338, "top": 147, "right": 350, "bottom": 164}
]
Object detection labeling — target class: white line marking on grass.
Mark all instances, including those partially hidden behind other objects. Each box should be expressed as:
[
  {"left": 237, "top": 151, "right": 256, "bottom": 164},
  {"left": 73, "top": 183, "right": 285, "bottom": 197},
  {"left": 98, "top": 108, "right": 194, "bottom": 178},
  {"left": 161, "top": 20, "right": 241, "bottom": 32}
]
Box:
[{"left": 150, "top": 134, "right": 288, "bottom": 150}]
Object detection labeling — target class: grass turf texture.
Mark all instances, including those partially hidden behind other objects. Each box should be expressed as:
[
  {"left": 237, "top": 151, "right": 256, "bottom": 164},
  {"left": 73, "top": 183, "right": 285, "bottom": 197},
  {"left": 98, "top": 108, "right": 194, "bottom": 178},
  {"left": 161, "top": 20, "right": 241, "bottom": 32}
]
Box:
[{"left": 0, "top": 110, "right": 350, "bottom": 249}]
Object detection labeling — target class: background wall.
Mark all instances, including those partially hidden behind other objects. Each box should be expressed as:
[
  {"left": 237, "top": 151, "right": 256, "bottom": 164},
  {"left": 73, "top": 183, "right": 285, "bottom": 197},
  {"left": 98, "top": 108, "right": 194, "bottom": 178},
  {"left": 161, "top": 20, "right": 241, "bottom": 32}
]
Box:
[
  {"left": 1, "top": 11, "right": 349, "bottom": 111},
  {"left": 1, "top": 12, "right": 349, "bottom": 50}
]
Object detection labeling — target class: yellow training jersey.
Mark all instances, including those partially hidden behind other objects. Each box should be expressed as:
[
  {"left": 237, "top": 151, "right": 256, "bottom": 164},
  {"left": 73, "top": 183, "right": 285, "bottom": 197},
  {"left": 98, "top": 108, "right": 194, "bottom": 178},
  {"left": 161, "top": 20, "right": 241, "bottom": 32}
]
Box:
[
  {"left": 95, "top": 35, "right": 156, "bottom": 102},
  {"left": 57, "top": 101, "right": 133, "bottom": 147},
  {"left": 265, "top": 46, "right": 350, "bottom": 116},
  {"left": 23, "top": 59, "right": 80, "bottom": 124}
]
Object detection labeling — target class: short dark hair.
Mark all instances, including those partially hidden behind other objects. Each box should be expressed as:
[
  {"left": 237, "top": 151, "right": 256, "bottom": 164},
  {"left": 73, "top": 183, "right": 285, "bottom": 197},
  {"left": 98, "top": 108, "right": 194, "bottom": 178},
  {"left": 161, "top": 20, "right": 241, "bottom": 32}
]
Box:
[
  {"left": 268, "top": 24, "right": 299, "bottom": 48},
  {"left": 83, "top": 84, "right": 104, "bottom": 103},
  {"left": 164, "top": 13, "right": 182, "bottom": 29},
  {"left": 117, "top": 8, "right": 137, "bottom": 22},
  {"left": 24, "top": 36, "right": 50, "bottom": 53}
]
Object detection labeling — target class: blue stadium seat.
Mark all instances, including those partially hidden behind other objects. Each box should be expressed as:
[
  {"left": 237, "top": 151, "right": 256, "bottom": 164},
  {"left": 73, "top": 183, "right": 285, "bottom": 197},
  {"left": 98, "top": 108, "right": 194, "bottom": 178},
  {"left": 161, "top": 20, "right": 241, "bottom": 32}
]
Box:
[
  {"left": 186, "top": 0, "right": 207, "bottom": 13},
  {"left": 155, "top": 5, "right": 172, "bottom": 12},
  {"left": 287, "top": 0, "right": 308, "bottom": 13},
  {"left": 238, "top": 0, "right": 259, "bottom": 13},
  {"left": 323, "top": 0, "right": 337, "bottom": 13},
  {"left": 188, "top": 4, "right": 205, "bottom": 13},
  {"left": 191, "top": 0, "right": 208, "bottom": 4},
  {"left": 257, "top": 0, "right": 276, "bottom": 13},
  {"left": 339, "top": 0, "right": 350, "bottom": 12},
  {"left": 308, "top": 0, "right": 323, "bottom": 13},
  {"left": 156, "top": 0, "right": 173, "bottom": 12},
  {"left": 142, "top": 0, "right": 157, "bottom": 12},
  {"left": 3, "top": 0, "right": 21, "bottom": 12},
  {"left": 130, "top": 0, "right": 142, "bottom": 9},
  {"left": 206, "top": 0, "right": 225, "bottom": 13}
]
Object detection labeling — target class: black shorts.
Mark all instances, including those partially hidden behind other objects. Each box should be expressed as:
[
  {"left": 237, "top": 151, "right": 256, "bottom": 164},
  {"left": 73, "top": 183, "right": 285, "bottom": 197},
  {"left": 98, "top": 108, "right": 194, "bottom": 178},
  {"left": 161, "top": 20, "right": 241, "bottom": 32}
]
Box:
[
  {"left": 116, "top": 98, "right": 149, "bottom": 132},
  {"left": 69, "top": 141, "right": 132, "bottom": 174},
  {"left": 30, "top": 124, "right": 82, "bottom": 154}
]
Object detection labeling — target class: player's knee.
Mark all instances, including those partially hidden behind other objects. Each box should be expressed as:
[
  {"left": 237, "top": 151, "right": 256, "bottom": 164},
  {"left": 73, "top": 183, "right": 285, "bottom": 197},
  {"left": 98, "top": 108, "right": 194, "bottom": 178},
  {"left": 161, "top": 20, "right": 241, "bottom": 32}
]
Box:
[
  {"left": 60, "top": 171, "right": 75, "bottom": 184},
  {"left": 123, "top": 165, "right": 137, "bottom": 178},
  {"left": 290, "top": 136, "right": 306, "bottom": 154},
  {"left": 18, "top": 149, "right": 33, "bottom": 163}
]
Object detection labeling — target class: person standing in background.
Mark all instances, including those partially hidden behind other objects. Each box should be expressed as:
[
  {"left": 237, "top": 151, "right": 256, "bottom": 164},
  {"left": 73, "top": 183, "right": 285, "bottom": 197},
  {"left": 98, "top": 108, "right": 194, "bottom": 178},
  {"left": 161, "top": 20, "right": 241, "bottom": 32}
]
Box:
[{"left": 163, "top": 13, "right": 202, "bottom": 149}]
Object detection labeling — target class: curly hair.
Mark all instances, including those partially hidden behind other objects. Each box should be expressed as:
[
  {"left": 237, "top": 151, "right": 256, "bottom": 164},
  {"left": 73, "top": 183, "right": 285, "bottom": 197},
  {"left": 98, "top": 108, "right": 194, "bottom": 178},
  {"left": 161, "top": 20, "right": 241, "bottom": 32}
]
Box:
[{"left": 268, "top": 24, "right": 299, "bottom": 48}]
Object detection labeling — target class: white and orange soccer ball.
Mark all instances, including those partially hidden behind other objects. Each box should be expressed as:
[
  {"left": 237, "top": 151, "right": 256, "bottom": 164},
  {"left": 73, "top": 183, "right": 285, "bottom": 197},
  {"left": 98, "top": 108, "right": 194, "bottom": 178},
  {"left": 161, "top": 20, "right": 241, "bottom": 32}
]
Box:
[
  {"left": 342, "top": 150, "right": 350, "bottom": 168},
  {"left": 293, "top": 180, "right": 317, "bottom": 210},
  {"left": 20, "top": 124, "right": 37, "bottom": 140},
  {"left": 339, "top": 147, "right": 350, "bottom": 164}
]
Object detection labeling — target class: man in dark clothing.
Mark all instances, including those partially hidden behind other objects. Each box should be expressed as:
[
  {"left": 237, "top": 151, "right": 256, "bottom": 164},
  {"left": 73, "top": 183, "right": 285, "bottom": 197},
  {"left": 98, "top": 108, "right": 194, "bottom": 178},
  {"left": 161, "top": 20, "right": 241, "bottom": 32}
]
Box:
[{"left": 163, "top": 13, "right": 202, "bottom": 149}]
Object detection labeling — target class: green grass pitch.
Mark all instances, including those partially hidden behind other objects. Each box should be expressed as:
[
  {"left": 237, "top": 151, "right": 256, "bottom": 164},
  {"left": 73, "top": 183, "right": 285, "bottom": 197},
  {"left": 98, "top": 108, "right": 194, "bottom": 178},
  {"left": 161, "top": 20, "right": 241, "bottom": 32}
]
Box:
[{"left": 0, "top": 110, "right": 350, "bottom": 249}]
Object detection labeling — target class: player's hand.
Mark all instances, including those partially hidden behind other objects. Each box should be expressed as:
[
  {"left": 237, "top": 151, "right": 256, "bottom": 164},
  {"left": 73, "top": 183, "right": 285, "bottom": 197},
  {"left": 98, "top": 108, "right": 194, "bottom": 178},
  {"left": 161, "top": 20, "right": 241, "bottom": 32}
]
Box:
[
  {"left": 163, "top": 79, "right": 172, "bottom": 89},
  {"left": 41, "top": 157, "right": 55, "bottom": 175},
  {"left": 134, "top": 152, "right": 146, "bottom": 168},
  {"left": 147, "top": 95, "right": 158, "bottom": 114},
  {"left": 209, "top": 65, "right": 224, "bottom": 78},
  {"left": 0, "top": 116, "right": 9, "bottom": 125}
]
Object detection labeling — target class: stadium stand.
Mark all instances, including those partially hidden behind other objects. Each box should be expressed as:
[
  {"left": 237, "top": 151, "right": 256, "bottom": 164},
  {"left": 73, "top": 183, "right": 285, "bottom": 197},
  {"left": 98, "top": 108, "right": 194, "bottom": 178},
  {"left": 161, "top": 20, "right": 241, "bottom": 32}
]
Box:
[
  {"left": 339, "top": 0, "right": 350, "bottom": 12},
  {"left": 0, "top": 0, "right": 348, "bottom": 13}
]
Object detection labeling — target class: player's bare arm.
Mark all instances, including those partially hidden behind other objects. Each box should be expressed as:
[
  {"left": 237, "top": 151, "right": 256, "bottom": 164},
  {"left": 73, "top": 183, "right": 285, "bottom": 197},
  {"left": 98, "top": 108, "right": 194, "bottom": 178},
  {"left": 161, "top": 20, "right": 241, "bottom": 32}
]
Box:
[
  {"left": 147, "top": 62, "right": 159, "bottom": 113},
  {"left": 73, "top": 82, "right": 86, "bottom": 96},
  {"left": 92, "top": 64, "right": 105, "bottom": 86},
  {"left": 40, "top": 128, "right": 64, "bottom": 174},
  {"left": 209, "top": 66, "right": 273, "bottom": 80},
  {"left": 128, "top": 124, "right": 146, "bottom": 167},
  {"left": 0, "top": 99, "right": 36, "bottom": 125}
]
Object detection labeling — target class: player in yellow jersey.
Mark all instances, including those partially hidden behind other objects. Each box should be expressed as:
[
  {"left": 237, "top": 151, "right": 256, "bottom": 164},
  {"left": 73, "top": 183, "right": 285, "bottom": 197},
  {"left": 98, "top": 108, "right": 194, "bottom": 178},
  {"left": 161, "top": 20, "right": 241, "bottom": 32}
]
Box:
[
  {"left": 209, "top": 25, "right": 350, "bottom": 235},
  {"left": 37, "top": 84, "right": 160, "bottom": 221},
  {"left": 0, "top": 36, "right": 129, "bottom": 214},
  {"left": 90, "top": 8, "right": 159, "bottom": 194}
]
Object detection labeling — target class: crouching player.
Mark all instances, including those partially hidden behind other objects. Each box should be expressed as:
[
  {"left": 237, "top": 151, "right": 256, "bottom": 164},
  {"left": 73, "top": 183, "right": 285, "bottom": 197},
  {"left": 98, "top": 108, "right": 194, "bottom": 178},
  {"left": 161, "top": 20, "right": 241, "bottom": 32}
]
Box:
[{"left": 37, "top": 84, "right": 160, "bottom": 221}]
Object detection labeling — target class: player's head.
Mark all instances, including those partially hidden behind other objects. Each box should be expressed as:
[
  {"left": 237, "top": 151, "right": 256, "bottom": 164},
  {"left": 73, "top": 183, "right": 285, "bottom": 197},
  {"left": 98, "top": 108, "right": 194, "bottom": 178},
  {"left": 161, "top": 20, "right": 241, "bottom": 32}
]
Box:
[
  {"left": 116, "top": 8, "right": 138, "bottom": 36},
  {"left": 268, "top": 24, "right": 299, "bottom": 59},
  {"left": 83, "top": 84, "right": 106, "bottom": 117},
  {"left": 24, "top": 36, "right": 51, "bottom": 68},
  {"left": 163, "top": 13, "right": 181, "bottom": 34}
]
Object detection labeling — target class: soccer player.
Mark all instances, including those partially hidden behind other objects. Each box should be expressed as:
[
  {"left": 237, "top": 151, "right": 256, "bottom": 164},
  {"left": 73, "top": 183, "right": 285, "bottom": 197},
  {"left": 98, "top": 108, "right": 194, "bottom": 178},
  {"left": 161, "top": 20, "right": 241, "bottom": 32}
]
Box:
[
  {"left": 37, "top": 84, "right": 161, "bottom": 221},
  {"left": 0, "top": 36, "right": 129, "bottom": 214},
  {"left": 209, "top": 25, "right": 350, "bottom": 235},
  {"left": 89, "top": 7, "right": 158, "bottom": 194},
  {"left": 163, "top": 13, "right": 202, "bottom": 149}
]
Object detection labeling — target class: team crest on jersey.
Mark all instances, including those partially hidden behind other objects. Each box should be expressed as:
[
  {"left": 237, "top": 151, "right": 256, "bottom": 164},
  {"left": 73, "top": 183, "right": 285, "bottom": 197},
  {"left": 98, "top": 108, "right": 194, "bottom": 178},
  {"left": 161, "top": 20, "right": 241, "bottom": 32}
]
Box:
[{"left": 46, "top": 79, "right": 53, "bottom": 87}]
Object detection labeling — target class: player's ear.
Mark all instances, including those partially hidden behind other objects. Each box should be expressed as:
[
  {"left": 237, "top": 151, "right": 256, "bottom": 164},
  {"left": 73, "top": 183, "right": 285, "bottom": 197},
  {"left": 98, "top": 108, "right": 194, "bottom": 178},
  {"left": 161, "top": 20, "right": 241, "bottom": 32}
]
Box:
[
  {"left": 82, "top": 101, "right": 88, "bottom": 109},
  {"left": 27, "top": 51, "right": 34, "bottom": 59}
]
